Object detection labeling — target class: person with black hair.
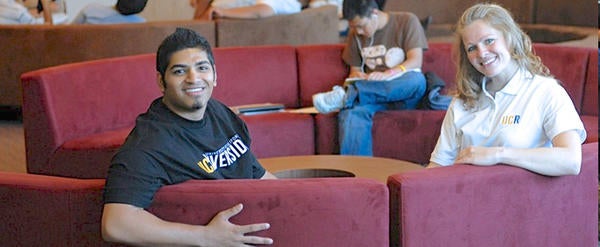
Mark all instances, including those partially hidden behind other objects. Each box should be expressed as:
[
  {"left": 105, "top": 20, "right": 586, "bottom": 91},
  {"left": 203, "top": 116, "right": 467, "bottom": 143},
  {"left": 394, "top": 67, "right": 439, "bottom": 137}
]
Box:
[
  {"left": 71, "top": 0, "right": 147, "bottom": 24},
  {"left": 101, "top": 28, "right": 277, "bottom": 246},
  {"left": 312, "top": 0, "right": 428, "bottom": 156}
]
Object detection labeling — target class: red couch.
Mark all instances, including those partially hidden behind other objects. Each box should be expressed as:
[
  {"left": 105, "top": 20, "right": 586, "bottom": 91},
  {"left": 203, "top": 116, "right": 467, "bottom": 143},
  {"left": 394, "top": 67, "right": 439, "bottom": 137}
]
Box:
[
  {"left": 21, "top": 43, "right": 597, "bottom": 178},
  {"left": 0, "top": 174, "right": 388, "bottom": 246},
  {"left": 13, "top": 42, "right": 600, "bottom": 246},
  {"left": 21, "top": 47, "right": 316, "bottom": 178},
  {"left": 388, "top": 142, "right": 599, "bottom": 247}
]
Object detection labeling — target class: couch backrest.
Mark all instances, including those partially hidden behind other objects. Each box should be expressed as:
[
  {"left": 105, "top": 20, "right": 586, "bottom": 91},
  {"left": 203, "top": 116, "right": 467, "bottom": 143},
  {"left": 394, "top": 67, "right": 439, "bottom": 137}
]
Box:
[
  {"left": 0, "top": 172, "right": 107, "bottom": 246},
  {"left": 384, "top": 0, "right": 596, "bottom": 27},
  {"left": 0, "top": 173, "right": 389, "bottom": 247},
  {"left": 21, "top": 45, "right": 303, "bottom": 175},
  {"left": 21, "top": 54, "right": 161, "bottom": 175},
  {"left": 421, "top": 42, "right": 457, "bottom": 92},
  {"left": 533, "top": 43, "right": 595, "bottom": 115},
  {"left": 384, "top": 0, "right": 535, "bottom": 25},
  {"left": 583, "top": 49, "right": 598, "bottom": 116},
  {"left": 422, "top": 42, "right": 597, "bottom": 116},
  {"left": 0, "top": 21, "right": 216, "bottom": 107},
  {"left": 212, "top": 45, "right": 300, "bottom": 108},
  {"left": 296, "top": 44, "right": 349, "bottom": 107},
  {"left": 216, "top": 6, "right": 339, "bottom": 47},
  {"left": 150, "top": 178, "right": 390, "bottom": 247},
  {"left": 387, "top": 142, "right": 598, "bottom": 247}
]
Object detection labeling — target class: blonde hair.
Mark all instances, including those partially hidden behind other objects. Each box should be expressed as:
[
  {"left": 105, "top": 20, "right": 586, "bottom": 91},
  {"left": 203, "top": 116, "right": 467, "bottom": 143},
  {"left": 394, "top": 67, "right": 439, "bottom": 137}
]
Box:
[{"left": 453, "top": 3, "right": 551, "bottom": 110}]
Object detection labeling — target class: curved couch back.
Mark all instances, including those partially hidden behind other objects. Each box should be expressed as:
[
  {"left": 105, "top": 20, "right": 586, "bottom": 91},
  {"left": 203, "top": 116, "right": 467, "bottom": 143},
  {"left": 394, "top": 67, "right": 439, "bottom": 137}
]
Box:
[
  {"left": 0, "top": 21, "right": 216, "bottom": 107},
  {"left": 0, "top": 173, "right": 389, "bottom": 247},
  {"left": 21, "top": 45, "right": 306, "bottom": 178},
  {"left": 384, "top": 0, "right": 596, "bottom": 27}
]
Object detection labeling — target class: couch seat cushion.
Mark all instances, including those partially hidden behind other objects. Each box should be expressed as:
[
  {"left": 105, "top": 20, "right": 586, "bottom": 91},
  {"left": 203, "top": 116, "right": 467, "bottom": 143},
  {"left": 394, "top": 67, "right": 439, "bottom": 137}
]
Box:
[{"left": 48, "top": 128, "right": 132, "bottom": 179}]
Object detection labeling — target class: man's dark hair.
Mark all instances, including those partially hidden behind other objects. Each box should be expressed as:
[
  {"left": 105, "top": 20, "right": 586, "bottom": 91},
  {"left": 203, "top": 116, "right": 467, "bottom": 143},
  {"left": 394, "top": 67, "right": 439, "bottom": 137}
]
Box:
[
  {"left": 342, "top": 0, "right": 380, "bottom": 20},
  {"left": 116, "top": 0, "right": 148, "bottom": 15},
  {"left": 156, "top": 28, "right": 215, "bottom": 78}
]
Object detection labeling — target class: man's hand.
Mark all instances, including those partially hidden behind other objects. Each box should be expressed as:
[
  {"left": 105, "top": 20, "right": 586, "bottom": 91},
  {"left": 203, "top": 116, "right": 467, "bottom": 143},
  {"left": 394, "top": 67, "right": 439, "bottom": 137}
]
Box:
[
  {"left": 367, "top": 69, "right": 402, "bottom": 81},
  {"left": 204, "top": 204, "right": 273, "bottom": 246},
  {"left": 102, "top": 203, "right": 273, "bottom": 246}
]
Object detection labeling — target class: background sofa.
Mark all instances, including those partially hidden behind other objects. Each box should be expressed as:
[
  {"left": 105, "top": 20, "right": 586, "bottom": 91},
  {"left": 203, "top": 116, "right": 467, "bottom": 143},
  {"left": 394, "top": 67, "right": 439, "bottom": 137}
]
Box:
[
  {"left": 0, "top": 5, "right": 338, "bottom": 109},
  {"left": 305, "top": 43, "right": 599, "bottom": 164},
  {"left": 382, "top": 0, "right": 597, "bottom": 46},
  {"left": 383, "top": 0, "right": 596, "bottom": 27},
  {"left": 0, "top": 21, "right": 215, "bottom": 108},
  {"left": 21, "top": 42, "right": 598, "bottom": 179}
]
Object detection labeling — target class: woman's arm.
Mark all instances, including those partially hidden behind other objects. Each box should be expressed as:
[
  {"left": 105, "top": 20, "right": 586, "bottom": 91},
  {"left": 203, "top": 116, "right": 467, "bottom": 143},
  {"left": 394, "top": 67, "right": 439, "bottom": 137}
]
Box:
[
  {"left": 102, "top": 203, "right": 273, "bottom": 246},
  {"left": 455, "top": 130, "right": 582, "bottom": 176}
]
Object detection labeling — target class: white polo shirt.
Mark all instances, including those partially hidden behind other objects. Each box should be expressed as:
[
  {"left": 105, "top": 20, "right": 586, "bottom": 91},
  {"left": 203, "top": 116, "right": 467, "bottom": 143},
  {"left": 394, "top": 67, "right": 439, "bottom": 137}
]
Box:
[{"left": 430, "top": 69, "right": 586, "bottom": 166}]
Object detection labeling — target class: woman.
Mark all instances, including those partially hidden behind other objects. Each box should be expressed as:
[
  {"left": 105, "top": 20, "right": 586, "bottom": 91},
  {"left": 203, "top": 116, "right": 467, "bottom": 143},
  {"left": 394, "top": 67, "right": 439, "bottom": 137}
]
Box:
[{"left": 426, "top": 3, "right": 586, "bottom": 176}]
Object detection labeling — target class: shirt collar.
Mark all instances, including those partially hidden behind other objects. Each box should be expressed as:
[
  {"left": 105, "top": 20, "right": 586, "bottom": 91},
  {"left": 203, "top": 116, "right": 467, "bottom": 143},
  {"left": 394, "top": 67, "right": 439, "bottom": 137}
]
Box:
[{"left": 482, "top": 69, "right": 532, "bottom": 96}]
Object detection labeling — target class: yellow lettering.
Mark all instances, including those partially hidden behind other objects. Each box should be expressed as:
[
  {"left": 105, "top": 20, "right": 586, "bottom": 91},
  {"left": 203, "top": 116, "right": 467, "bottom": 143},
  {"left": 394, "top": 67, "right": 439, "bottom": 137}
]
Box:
[{"left": 197, "top": 157, "right": 216, "bottom": 173}]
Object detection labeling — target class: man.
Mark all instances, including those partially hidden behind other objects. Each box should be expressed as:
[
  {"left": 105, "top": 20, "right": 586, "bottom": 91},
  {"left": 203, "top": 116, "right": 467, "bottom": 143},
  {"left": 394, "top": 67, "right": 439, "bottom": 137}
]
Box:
[
  {"left": 312, "top": 0, "right": 428, "bottom": 156},
  {"left": 71, "top": 0, "right": 147, "bottom": 24},
  {"left": 101, "top": 28, "right": 276, "bottom": 246}
]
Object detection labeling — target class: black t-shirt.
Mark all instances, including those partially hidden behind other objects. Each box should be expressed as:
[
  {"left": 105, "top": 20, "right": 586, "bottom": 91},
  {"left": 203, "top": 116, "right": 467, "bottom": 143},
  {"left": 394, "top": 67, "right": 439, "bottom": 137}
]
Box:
[{"left": 103, "top": 98, "right": 266, "bottom": 208}]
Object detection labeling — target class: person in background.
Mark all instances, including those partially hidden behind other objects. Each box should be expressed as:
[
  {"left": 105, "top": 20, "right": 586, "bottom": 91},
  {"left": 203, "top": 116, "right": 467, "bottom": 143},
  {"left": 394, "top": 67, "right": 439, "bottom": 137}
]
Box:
[
  {"left": 426, "top": 3, "right": 586, "bottom": 176},
  {"left": 311, "top": 0, "right": 428, "bottom": 156},
  {"left": 101, "top": 28, "right": 277, "bottom": 246},
  {"left": 0, "top": 0, "right": 62, "bottom": 24},
  {"left": 191, "top": 0, "right": 301, "bottom": 20},
  {"left": 71, "top": 0, "right": 147, "bottom": 24}
]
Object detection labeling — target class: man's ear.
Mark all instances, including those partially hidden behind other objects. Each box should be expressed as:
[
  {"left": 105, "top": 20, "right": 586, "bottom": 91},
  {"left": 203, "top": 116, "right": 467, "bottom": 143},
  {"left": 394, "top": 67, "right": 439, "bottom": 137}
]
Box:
[
  {"left": 157, "top": 72, "right": 166, "bottom": 92},
  {"left": 213, "top": 64, "right": 217, "bottom": 87}
]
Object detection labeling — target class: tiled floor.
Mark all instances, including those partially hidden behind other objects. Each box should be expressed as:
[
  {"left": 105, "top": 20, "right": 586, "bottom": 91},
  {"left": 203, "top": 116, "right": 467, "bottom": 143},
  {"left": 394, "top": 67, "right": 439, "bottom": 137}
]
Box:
[{"left": 0, "top": 120, "right": 26, "bottom": 173}]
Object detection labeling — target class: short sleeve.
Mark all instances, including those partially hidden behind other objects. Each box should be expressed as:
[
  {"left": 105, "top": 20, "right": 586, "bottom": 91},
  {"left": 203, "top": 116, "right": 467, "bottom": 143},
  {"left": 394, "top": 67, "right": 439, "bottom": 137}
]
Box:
[
  {"left": 429, "top": 99, "right": 460, "bottom": 166},
  {"left": 103, "top": 150, "right": 167, "bottom": 208},
  {"left": 542, "top": 82, "right": 586, "bottom": 143}
]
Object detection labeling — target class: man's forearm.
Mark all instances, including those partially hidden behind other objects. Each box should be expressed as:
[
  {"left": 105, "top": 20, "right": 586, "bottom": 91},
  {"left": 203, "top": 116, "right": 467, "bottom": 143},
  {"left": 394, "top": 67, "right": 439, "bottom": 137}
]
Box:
[{"left": 102, "top": 203, "right": 203, "bottom": 246}]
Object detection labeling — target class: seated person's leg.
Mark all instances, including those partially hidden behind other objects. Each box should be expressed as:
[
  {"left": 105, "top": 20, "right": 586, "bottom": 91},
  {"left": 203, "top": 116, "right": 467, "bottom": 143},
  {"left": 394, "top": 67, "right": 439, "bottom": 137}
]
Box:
[{"left": 338, "top": 104, "right": 386, "bottom": 156}]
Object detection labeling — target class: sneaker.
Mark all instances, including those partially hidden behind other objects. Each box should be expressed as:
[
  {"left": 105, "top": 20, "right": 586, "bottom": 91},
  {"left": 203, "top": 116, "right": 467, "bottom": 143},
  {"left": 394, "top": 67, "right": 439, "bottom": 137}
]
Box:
[{"left": 312, "top": 86, "right": 346, "bottom": 113}]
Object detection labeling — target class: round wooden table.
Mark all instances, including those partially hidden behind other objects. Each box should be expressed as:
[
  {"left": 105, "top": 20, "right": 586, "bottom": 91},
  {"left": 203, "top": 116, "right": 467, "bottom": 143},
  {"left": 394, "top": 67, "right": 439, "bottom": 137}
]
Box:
[{"left": 259, "top": 155, "right": 424, "bottom": 183}]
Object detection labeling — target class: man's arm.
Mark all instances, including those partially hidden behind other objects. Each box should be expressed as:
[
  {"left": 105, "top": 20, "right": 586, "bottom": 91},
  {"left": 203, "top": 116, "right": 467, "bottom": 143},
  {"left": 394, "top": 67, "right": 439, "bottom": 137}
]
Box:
[
  {"left": 205, "top": 4, "right": 275, "bottom": 20},
  {"left": 102, "top": 203, "right": 273, "bottom": 246},
  {"left": 367, "top": 47, "right": 423, "bottom": 81}
]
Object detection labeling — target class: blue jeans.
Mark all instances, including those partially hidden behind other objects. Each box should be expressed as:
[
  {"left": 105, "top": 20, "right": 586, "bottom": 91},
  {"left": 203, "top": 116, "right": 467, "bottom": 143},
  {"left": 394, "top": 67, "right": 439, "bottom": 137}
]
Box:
[{"left": 338, "top": 71, "right": 426, "bottom": 156}]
